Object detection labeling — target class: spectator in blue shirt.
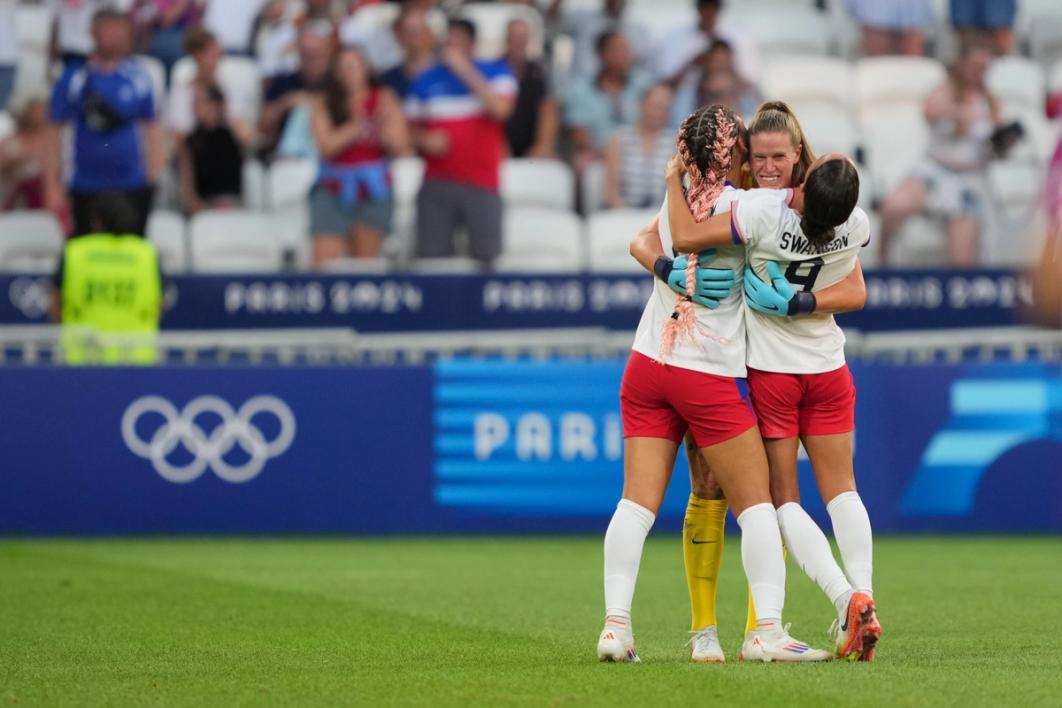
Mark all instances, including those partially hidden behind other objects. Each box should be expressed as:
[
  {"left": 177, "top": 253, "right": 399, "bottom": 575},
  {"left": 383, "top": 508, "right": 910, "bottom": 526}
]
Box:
[
  {"left": 563, "top": 30, "right": 651, "bottom": 175},
  {"left": 46, "top": 9, "right": 163, "bottom": 237}
]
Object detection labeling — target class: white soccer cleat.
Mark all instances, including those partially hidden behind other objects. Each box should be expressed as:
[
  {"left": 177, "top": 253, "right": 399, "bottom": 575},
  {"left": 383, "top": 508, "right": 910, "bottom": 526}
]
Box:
[
  {"left": 740, "top": 625, "right": 833, "bottom": 663},
  {"left": 688, "top": 625, "right": 725, "bottom": 663},
  {"left": 597, "top": 616, "right": 640, "bottom": 663}
]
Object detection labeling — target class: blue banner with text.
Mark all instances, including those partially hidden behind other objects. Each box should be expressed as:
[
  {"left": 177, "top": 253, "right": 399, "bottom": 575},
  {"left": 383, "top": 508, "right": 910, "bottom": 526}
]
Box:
[
  {"left": 0, "top": 269, "right": 1036, "bottom": 332},
  {"left": 0, "top": 360, "right": 1057, "bottom": 535}
]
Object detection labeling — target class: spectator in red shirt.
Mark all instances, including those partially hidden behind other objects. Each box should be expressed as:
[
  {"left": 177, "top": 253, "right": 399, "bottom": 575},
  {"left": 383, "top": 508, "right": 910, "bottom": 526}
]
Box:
[
  {"left": 405, "top": 19, "right": 516, "bottom": 266},
  {"left": 310, "top": 47, "right": 411, "bottom": 265}
]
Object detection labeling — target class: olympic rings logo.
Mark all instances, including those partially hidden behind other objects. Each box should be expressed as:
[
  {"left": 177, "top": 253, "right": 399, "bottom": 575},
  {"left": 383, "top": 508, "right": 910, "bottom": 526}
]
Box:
[{"left": 121, "top": 395, "right": 296, "bottom": 483}]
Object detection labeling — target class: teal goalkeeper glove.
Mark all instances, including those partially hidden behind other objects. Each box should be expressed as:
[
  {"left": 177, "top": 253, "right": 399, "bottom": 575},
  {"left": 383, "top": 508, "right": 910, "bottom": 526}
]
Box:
[
  {"left": 654, "top": 250, "right": 736, "bottom": 309},
  {"left": 743, "top": 261, "right": 817, "bottom": 316}
]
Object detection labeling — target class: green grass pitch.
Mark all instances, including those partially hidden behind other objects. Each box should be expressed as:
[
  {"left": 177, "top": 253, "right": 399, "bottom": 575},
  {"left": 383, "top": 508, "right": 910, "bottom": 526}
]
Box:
[{"left": 1, "top": 536, "right": 1060, "bottom": 707}]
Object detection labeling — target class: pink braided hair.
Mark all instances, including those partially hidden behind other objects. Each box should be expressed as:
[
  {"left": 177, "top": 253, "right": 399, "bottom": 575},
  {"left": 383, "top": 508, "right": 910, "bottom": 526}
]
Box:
[{"left": 660, "top": 105, "right": 741, "bottom": 360}]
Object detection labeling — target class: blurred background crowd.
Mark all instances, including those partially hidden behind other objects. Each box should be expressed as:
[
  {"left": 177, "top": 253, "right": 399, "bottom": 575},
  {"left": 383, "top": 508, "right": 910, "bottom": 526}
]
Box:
[{"left": 0, "top": 0, "right": 1061, "bottom": 274}]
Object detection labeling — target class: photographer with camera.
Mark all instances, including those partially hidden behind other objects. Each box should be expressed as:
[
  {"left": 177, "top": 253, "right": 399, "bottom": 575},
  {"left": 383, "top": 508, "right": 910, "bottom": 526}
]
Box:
[{"left": 45, "top": 9, "right": 164, "bottom": 238}]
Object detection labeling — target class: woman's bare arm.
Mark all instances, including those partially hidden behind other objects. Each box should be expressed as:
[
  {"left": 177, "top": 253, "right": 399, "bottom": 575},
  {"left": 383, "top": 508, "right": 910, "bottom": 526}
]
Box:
[
  {"left": 666, "top": 168, "right": 735, "bottom": 252},
  {"left": 629, "top": 215, "right": 664, "bottom": 273},
  {"left": 813, "top": 260, "right": 866, "bottom": 315}
]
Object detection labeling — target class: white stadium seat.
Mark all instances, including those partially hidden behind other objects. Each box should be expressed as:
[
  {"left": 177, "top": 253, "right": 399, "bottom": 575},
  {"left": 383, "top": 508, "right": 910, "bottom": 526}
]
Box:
[
  {"left": 268, "top": 205, "right": 311, "bottom": 270},
  {"left": 0, "top": 211, "right": 64, "bottom": 272},
  {"left": 267, "top": 158, "right": 317, "bottom": 209},
  {"left": 391, "top": 157, "right": 425, "bottom": 206},
  {"left": 581, "top": 161, "right": 607, "bottom": 214},
  {"left": 497, "top": 207, "right": 584, "bottom": 272},
  {"left": 319, "top": 257, "right": 390, "bottom": 274},
  {"left": 1031, "top": 18, "right": 1062, "bottom": 70},
  {"left": 586, "top": 209, "right": 657, "bottom": 272},
  {"left": 170, "top": 55, "right": 262, "bottom": 124},
  {"left": 987, "top": 57, "right": 1046, "bottom": 116},
  {"left": 242, "top": 160, "right": 267, "bottom": 211},
  {"left": 856, "top": 57, "right": 947, "bottom": 116},
  {"left": 728, "top": 6, "right": 833, "bottom": 60},
  {"left": 14, "top": 51, "right": 48, "bottom": 103},
  {"left": 987, "top": 161, "right": 1045, "bottom": 264},
  {"left": 501, "top": 159, "right": 575, "bottom": 210},
  {"left": 794, "top": 104, "right": 860, "bottom": 158},
  {"left": 1050, "top": 60, "right": 1062, "bottom": 93},
  {"left": 761, "top": 56, "right": 857, "bottom": 115},
  {"left": 859, "top": 107, "right": 930, "bottom": 197},
  {"left": 188, "top": 210, "right": 284, "bottom": 272},
  {"left": 15, "top": 4, "right": 52, "bottom": 52},
  {"left": 889, "top": 215, "right": 948, "bottom": 268},
  {"left": 133, "top": 55, "right": 167, "bottom": 109},
  {"left": 628, "top": 5, "right": 696, "bottom": 49},
  {"left": 146, "top": 210, "right": 188, "bottom": 273},
  {"left": 409, "top": 257, "right": 482, "bottom": 274},
  {"left": 457, "top": 3, "right": 545, "bottom": 60}
]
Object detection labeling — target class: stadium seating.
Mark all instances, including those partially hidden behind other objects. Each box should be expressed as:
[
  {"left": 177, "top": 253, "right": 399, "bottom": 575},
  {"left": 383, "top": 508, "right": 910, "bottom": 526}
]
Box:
[
  {"left": 860, "top": 106, "right": 931, "bottom": 197},
  {"left": 133, "top": 55, "right": 167, "bottom": 110},
  {"left": 581, "top": 161, "right": 607, "bottom": 214},
  {"left": 627, "top": 4, "right": 696, "bottom": 49},
  {"left": 760, "top": 55, "right": 858, "bottom": 115},
  {"left": 170, "top": 55, "right": 263, "bottom": 124},
  {"left": 889, "top": 215, "right": 948, "bottom": 267},
  {"left": 14, "top": 2, "right": 51, "bottom": 98},
  {"left": 318, "top": 257, "right": 390, "bottom": 274},
  {"left": 987, "top": 56, "right": 1046, "bottom": 116},
  {"left": 456, "top": 3, "right": 545, "bottom": 60},
  {"left": 242, "top": 160, "right": 267, "bottom": 211},
  {"left": 146, "top": 210, "right": 188, "bottom": 273},
  {"left": 188, "top": 210, "right": 284, "bottom": 272},
  {"left": 409, "top": 257, "right": 483, "bottom": 273},
  {"left": 989, "top": 161, "right": 1045, "bottom": 225},
  {"left": 387, "top": 157, "right": 426, "bottom": 262},
  {"left": 501, "top": 159, "right": 575, "bottom": 210},
  {"left": 0, "top": 211, "right": 64, "bottom": 272},
  {"left": 856, "top": 57, "right": 947, "bottom": 116},
  {"left": 497, "top": 207, "right": 584, "bottom": 272},
  {"left": 1030, "top": 16, "right": 1062, "bottom": 68},
  {"left": 586, "top": 209, "right": 657, "bottom": 272},
  {"left": 267, "top": 158, "right": 317, "bottom": 209},
  {"left": 794, "top": 104, "right": 860, "bottom": 158},
  {"left": 728, "top": 6, "right": 834, "bottom": 61}
]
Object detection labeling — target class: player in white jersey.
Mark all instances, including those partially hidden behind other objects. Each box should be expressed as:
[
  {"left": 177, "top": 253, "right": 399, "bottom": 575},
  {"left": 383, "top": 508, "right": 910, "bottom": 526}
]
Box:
[
  {"left": 666, "top": 151, "right": 882, "bottom": 661},
  {"left": 631, "top": 101, "right": 870, "bottom": 663},
  {"left": 598, "top": 104, "right": 832, "bottom": 665}
]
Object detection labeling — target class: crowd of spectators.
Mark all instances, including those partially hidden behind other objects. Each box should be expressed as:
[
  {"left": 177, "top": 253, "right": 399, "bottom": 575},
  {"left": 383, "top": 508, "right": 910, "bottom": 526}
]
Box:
[{"left": 0, "top": 0, "right": 1056, "bottom": 271}]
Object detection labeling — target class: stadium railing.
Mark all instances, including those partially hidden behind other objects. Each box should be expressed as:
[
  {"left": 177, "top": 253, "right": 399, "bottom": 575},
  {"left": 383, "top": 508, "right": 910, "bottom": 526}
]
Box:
[{"left": 2, "top": 326, "right": 1062, "bottom": 366}]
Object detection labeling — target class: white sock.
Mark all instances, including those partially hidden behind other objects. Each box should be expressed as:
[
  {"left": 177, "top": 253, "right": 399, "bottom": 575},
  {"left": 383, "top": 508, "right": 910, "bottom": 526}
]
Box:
[
  {"left": 736, "top": 502, "right": 786, "bottom": 631},
  {"left": 777, "top": 502, "right": 854, "bottom": 618},
  {"left": 603, "top": 498, "right": 656, "bottom": 620},
  {"left": 827, "top": 491, "right": 874, "bottom": 596}
]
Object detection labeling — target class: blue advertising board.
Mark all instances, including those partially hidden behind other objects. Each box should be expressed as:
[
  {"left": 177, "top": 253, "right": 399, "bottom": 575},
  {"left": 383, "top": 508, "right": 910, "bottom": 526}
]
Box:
[
  {"left": 0, "top": 269, "right": 1038, "bottom": 332},
  {"left": 0, "top": 360, "right": 1057, "bottom": 535}
]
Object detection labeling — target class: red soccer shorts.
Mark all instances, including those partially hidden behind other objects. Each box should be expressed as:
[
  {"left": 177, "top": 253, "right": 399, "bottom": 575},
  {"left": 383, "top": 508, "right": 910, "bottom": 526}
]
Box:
[
  {"left": 746, "top": 364, "right": 856, "bottom": 439},
  {"left": 620, "top": 351, "right": 758, "bottom": 448}
]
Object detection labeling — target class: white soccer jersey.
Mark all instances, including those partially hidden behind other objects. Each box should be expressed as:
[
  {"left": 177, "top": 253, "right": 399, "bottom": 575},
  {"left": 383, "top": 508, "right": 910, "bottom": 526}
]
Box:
[
  {"left": 631, "top": 187, "right": 748, "bottom": 378},
  {"left": 731, "top": 188, "right": 870, "bottom": 374}
]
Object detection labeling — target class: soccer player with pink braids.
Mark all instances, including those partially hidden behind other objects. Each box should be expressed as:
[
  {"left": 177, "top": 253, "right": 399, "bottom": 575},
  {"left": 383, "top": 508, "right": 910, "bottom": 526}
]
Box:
[
  {"left": 665, "top": 147, "right": 882, "bottom": 662},
  {"left": 597, "top": 103, "right": 832, "bottom": 664}
]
